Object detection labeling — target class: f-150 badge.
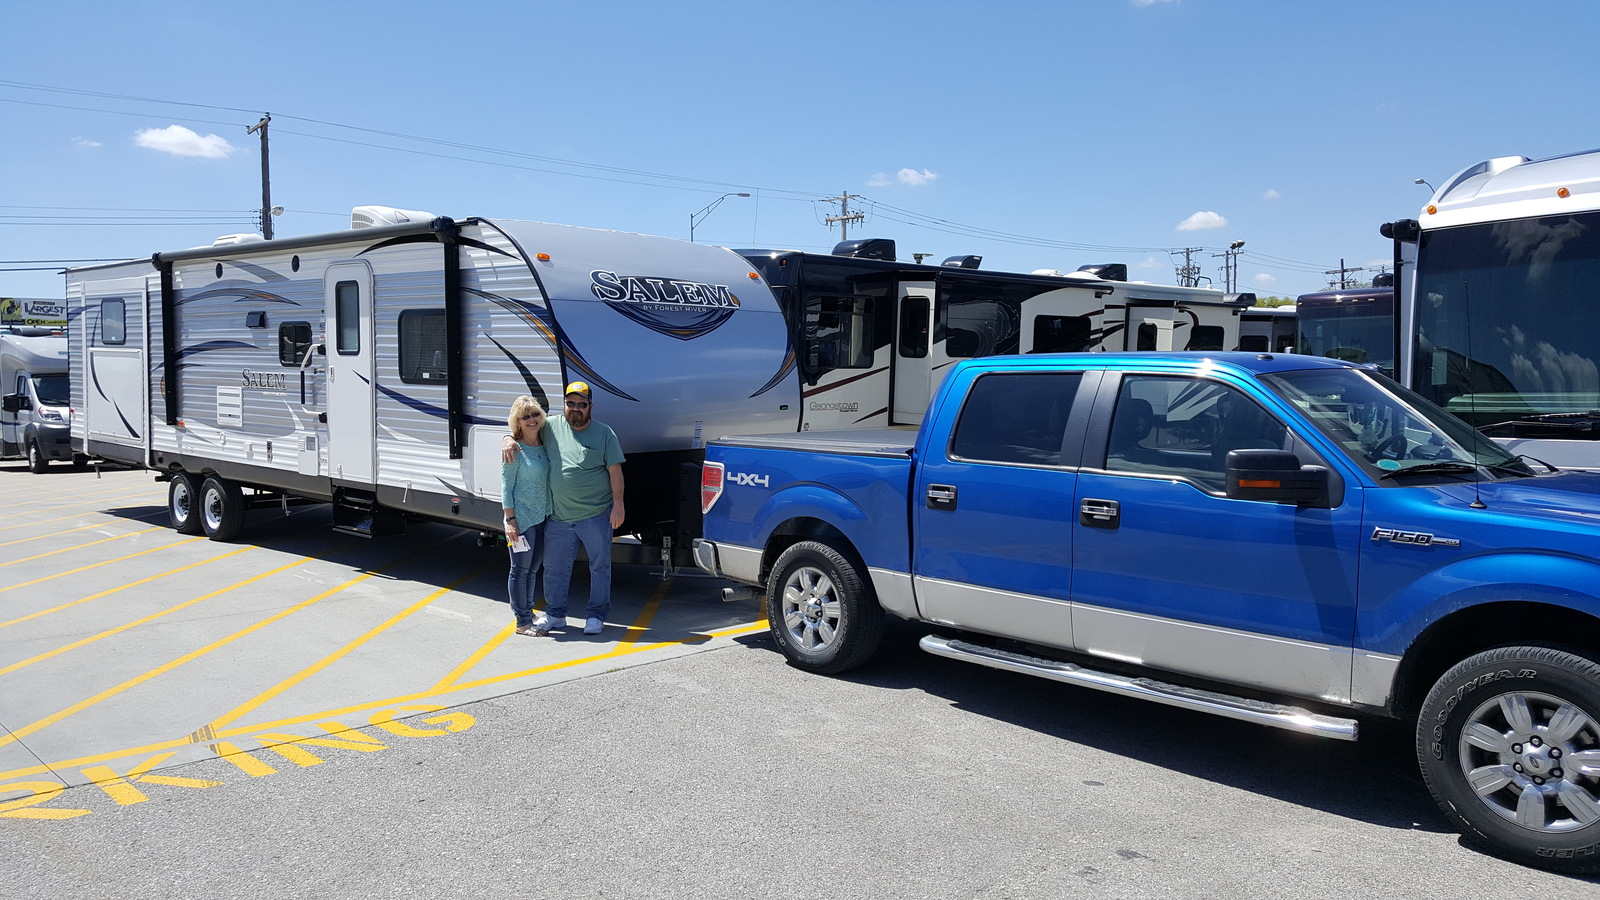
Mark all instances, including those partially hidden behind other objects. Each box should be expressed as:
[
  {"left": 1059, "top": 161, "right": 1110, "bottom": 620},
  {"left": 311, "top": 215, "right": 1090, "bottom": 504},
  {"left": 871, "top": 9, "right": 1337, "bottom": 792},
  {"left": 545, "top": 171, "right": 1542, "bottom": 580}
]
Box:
[{"left": 1371, "top": 527, "right": 1461, "bottom": 548}]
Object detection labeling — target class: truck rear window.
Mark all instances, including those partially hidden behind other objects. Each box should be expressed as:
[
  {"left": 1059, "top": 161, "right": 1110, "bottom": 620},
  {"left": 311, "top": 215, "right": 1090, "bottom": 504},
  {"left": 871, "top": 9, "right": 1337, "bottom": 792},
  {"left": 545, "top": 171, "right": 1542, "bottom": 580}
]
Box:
[{"left": 950, "top": 372, "right": 1084, "bottom": 467}]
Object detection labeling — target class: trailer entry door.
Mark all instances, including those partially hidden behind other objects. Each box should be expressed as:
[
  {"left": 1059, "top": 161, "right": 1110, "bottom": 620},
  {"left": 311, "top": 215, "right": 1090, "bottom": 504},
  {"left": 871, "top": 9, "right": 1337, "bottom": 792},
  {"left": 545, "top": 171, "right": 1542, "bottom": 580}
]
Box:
[{"left": 325, "top": 262, "right": 376, "bottom": 484}]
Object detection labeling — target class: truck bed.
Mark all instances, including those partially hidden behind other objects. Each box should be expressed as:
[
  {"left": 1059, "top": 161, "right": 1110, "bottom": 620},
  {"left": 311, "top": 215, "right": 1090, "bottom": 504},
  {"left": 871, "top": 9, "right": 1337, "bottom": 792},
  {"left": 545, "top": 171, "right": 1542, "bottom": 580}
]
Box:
[{"left": 711, "top": 427, "right": 915, "bottom": 458}]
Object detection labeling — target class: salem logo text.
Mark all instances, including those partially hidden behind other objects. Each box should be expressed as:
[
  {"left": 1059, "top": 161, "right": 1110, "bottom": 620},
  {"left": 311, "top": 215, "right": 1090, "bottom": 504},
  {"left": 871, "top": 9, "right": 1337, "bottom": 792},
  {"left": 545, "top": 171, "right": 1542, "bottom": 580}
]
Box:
[
  {"left": 241, "top": 369, "right": 290, "bottom": 392},
  {"left": 588, "top": 270, "right": 741, "bottom": 341},
  {"left": 728, "top": 471, "right": 770, "bottom": 488}
]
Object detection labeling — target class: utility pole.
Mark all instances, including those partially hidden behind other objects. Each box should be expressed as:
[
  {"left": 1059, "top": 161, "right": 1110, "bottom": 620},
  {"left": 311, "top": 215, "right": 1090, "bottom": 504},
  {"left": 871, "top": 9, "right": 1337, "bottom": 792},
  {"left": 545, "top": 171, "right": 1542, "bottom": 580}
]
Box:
[
  {"left": 1173, "top": 247, "right": 1203, "bottom": 287},
  {"left": 1211, "top": 241, "right": 1245, "bottom": 293},
  {"left": 1324, "top": 258, "right": 1367, "bottom": 289},
  {"left": 822, "top": 191, "right": 865, "bottom": 241},
  {"left": 246, "top": 114, "right": 273, "bottom": 239}
]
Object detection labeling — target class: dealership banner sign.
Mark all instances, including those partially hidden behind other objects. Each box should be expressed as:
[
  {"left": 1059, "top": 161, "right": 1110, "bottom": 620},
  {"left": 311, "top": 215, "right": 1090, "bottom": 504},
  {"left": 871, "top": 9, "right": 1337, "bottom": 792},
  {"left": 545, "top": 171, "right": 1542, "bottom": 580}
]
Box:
[{"left": 0, "top": 298, "right": 66, "bottom": 327}]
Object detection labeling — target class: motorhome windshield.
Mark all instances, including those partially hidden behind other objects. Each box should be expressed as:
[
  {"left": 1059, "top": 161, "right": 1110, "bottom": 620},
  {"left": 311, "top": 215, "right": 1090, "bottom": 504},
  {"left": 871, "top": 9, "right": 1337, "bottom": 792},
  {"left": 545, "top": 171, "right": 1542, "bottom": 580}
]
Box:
[
  {"left": 1295, "top": 293, "right": 1393, "bottom": 374},
  {"left": 32, "top": 373, "right": 67, "bottom": 406},
  {"left": 1411, "top": 212, "right": 1600, "bottom": 434}
]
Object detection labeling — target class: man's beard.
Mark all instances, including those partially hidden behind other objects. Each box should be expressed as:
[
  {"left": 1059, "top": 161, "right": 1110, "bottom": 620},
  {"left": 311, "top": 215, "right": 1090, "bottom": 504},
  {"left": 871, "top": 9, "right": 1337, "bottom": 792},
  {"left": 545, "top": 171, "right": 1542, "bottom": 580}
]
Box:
[{"left": 566, "top": 410, "right": 590, "bottom": 427}]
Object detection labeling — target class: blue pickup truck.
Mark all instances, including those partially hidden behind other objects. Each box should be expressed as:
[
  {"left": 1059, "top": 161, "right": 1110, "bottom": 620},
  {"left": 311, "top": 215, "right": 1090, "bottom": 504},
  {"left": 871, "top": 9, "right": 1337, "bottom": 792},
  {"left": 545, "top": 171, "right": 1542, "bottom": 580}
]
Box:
[{"left": 695, "top": 351, "right": 1600, "bottom": 872}]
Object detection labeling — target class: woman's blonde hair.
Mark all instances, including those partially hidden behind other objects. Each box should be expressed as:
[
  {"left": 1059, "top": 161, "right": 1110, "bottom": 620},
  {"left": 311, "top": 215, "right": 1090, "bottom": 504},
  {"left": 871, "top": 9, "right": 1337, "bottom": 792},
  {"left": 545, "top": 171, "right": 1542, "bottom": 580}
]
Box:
[{"left": 507, "top": 395, "right": 546, "bottom": 442}]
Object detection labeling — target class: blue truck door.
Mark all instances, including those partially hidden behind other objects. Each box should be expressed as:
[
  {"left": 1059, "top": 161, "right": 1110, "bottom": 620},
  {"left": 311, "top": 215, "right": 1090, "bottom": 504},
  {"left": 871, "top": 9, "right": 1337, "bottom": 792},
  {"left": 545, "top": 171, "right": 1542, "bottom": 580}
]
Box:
[
  {"left": 1070, "top": 372, "right": 1363, "bottom": 701},
  {"left": 912, "top": 368, "right": 1101, "bottom": 651}
]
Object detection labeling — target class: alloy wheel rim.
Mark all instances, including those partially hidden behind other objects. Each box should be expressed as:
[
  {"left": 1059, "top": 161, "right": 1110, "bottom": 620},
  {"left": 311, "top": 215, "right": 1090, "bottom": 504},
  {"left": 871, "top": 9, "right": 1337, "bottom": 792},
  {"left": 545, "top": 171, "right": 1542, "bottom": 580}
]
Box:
[
  {"left": 202, "top": 487, "right": 224, "bottom": 532},
  {"left": 172, "top": 481, "right": 192, "bottom": 522},
  {"left": 781, "top": 565, "right": 842, "bottom": 653},
  {"left": 1457, "top": 689, "right": 1600, "bottom": 833}
]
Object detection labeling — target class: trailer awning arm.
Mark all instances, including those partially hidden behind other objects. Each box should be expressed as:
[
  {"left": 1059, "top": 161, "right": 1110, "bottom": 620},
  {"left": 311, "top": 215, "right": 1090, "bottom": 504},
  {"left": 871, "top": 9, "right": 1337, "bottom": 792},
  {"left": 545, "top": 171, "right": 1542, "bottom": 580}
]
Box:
[
  {"left": 435, "top": 218, "right": 466, "bottom": 459},
  {"left": 154, "top": 254, "right": 179, "bottom": 426}
]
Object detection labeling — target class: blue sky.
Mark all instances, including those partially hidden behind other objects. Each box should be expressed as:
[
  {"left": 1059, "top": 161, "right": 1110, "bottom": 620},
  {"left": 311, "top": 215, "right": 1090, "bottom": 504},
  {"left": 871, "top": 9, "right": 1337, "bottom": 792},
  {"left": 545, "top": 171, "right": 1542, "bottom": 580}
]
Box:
[{"left": 3, "top": 0, "right": 1597, "bottom": 299}]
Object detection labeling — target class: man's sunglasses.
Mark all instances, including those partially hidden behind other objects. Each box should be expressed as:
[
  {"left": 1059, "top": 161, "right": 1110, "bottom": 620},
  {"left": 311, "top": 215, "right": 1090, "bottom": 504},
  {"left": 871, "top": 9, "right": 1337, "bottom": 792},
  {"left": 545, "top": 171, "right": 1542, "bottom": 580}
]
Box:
[{"left": 565, "top": 400, "right": 591, "bottom": 409}]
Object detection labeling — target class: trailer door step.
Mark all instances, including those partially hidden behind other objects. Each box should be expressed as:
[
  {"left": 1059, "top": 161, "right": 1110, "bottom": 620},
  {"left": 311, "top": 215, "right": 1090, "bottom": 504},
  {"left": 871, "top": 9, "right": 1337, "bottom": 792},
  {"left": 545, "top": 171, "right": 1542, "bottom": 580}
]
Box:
[
  {"left": 919, "top": 634, "right": 1359, "bottom": 741},
  {"left": 331, "top": 489, "right": 404, "bottom": 538}
]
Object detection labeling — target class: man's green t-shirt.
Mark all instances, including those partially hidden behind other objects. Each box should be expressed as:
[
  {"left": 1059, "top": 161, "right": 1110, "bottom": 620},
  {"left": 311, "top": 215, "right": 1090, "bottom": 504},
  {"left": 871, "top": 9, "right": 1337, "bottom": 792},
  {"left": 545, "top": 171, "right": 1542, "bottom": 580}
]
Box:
[{"left": 543, "top": 416, "right": 625, "bottom": 522}]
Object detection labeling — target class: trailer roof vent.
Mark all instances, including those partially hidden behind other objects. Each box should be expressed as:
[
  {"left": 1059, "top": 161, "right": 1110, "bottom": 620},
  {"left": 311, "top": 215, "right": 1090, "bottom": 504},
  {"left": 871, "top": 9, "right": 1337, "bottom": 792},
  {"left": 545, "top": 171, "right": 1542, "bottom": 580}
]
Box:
[
  {"left": 351, "top": 205, "right": 439, "bottom": 230},
  {"left": 832, "top": 238, "right": 896, "bottom": 260},
  {"left": 1371, "top": 272, "right": 1395, "bottom": 288},
  {"left": 1073, "top": 263, "right": 1128, "bottom": 282},
  {"left": 942, "top": 255, "right": 982, "bottom": 269},
  {"left": 211, "top": 233, "right": 265, "bottom": 247}
]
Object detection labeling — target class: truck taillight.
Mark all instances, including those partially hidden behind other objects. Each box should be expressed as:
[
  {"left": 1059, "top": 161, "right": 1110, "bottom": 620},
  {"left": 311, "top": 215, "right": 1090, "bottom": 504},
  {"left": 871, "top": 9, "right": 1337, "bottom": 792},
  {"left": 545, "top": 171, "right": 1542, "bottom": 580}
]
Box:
[{"left": 701, "top": 461, "right": 724, "bottom": 514}]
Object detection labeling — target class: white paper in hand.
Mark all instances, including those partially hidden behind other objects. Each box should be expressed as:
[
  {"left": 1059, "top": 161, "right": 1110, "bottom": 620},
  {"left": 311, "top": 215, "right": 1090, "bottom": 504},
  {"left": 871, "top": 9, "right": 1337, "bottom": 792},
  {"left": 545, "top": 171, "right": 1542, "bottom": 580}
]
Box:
[{"left": 511, "top": 534, "right": 531, "bottom": 553}]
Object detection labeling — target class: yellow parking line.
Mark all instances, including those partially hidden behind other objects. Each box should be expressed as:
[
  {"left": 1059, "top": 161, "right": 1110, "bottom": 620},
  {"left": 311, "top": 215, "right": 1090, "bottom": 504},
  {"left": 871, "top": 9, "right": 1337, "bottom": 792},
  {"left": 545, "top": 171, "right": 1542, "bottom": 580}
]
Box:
[
  {"left": 4, "top": 488, "right": 153, "bottom": 513},
  {"left": 0, "top": 502, "right": 162, "bottom": 535},
  {"left": 0, "top": 545, "right": 254, "bottom": 633},
  {"left": 0, "top": 550, "right": 277, "bottom": 678},
  {"left": 0, "top": 615, "right": 769, "bottom": 784},
  {"left": 0, "top": 526, "right": 161, "bottom": 568},
  {"left": 0, "top": 558, "right": 313, "bottom": 750},
  {"left": 0, "top": 519, "right": 153, "bottom": 549},
  {"left": 432, "top": 623, "right": 517, "bottom": 690},
  {"left": 207, "top": 571, "right": 477, "bottom": 731},
  {"left": 0, "top": 538, "right": 202, "bottom": 596}
]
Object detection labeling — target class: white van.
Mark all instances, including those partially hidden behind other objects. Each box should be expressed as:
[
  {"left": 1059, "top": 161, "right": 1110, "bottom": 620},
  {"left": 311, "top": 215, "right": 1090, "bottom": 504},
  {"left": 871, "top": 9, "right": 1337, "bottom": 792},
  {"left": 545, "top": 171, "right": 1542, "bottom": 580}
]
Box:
[{"left": 0, "top": 329, "right": 78, "bottom": 472}]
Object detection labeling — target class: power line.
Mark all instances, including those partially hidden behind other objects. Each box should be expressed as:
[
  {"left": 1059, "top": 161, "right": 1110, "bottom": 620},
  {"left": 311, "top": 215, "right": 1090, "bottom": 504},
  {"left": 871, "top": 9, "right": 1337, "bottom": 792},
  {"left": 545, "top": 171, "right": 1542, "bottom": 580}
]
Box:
[{"left": 0, "top": 97, "right": 246, "bottom": 129}]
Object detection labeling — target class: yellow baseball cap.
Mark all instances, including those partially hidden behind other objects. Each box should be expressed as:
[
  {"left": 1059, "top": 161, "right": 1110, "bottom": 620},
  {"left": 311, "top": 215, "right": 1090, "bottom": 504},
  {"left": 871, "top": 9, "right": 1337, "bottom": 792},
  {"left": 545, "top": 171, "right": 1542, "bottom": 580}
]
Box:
[{"left": 564, "top": 381, "right": 592, "bottom": 398}]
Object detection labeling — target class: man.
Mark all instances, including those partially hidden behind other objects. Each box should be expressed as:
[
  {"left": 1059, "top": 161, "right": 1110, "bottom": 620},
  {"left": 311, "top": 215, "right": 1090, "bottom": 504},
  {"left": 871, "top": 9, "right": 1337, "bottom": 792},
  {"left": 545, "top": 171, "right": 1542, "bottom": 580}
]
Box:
[{"left": 505, "top": 382, "right": 625, "bottom": 636}]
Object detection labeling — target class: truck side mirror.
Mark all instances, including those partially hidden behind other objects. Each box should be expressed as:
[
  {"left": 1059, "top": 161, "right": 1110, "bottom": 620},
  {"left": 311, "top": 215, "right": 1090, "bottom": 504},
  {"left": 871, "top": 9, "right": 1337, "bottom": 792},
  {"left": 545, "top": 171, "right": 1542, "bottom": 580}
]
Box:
[
  {"left": 1226, "top": 449, "right": 1330, "bottom": 507},
  {"left": 1, "top": 395, "right": 18, "bottom": 413}
]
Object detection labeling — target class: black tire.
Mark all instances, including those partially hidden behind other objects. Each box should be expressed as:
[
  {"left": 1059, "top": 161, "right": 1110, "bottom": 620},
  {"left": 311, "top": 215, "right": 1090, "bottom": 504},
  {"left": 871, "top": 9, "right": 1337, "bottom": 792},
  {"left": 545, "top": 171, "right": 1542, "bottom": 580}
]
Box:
[
  {"left": 765, "top": 540, "right": 884, "bottom": 674},
  {"left": 198, "top": 475, "right": 245, "bottom": 542},
  {"left": 72, "top": 454, "right": 89, "bottom": 471},
  {"left": 27, "top": 441, "right": 47, "bottom": 474},
  {"left": 1416, "top": 645, "right": 1600, "bottom": 874},
  {"left": 168, "top": 472, "right": 203, "bottom": 534}
]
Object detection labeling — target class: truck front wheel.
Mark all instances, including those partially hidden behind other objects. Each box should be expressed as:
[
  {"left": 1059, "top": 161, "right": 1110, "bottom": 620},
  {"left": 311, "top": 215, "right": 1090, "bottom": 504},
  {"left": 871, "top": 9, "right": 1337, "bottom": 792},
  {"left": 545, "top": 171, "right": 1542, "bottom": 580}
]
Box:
[
  {"left": 766, "top": 540, "right": 884, "bottom": 675},
  {"left": 1416, "top": 646, "right": 1600, "bottom": 873}
]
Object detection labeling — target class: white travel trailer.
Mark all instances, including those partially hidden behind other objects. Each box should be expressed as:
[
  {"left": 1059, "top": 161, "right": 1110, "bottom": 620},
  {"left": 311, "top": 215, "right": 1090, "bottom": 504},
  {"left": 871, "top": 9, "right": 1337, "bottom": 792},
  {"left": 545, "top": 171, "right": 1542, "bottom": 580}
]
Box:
[
  {"left": 66, "top": 214, "right": 1248, "bottom": 561},
  {"left": 1, "top": 329, "right": 74, "bottom": 472}
]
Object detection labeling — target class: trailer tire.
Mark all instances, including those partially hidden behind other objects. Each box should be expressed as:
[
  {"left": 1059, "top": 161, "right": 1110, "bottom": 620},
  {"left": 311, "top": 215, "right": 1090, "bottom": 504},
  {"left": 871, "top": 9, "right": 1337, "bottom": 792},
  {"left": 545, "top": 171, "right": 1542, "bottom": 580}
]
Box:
[
  {"left": 168, "top": 472, "right": 203, "bottom": 534},
  {"left": 198, "top": 476, "right": 245, "bottom": 542},
  {"left": 766, "top": 540, "right": 884, "bottom": 675},
  {"left": 26, "top": 440, "right": 47, "bottom": 474},
  {"left": 72, "top": 454, "right": 89, "bottom": 471},
  {"left": 1415, "top": 645, "right": 1600, "bottom": 874}
]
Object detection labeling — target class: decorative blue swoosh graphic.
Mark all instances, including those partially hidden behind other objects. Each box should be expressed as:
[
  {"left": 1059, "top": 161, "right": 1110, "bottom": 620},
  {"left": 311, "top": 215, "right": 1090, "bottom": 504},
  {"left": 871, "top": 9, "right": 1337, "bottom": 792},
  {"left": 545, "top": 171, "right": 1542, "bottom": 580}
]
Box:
[
  {"left": 152, "top": 340, "right": 257, "bottom": 373},
  {"left": 359, "top": 232, "right": 518, "bottom": 260},
  {"left": 177, "top": 286, "right": 301, "bottom": 306},
  {"left": 750, "top": 347, "right": 797, "bottom": 399},
  {"left": 603, "top": 298, "right": 738, "bottom": 341},
  {"left": 368, "top": 376, "right": 499, "bottom": 425},
  {"left": 468, "top": 287, "right": 638, "bottom": 402},
  {"left": 222, "top": 260, "right": 288, "bottom": 282},
  {"left": 485, "top": 334, "right": 549, "bottom": 409}
]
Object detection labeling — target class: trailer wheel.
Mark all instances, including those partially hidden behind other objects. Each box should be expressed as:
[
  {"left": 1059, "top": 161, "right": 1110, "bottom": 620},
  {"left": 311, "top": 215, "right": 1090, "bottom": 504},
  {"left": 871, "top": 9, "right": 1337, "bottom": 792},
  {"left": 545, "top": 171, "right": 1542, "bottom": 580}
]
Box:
[
  {"left": 765, "top": 540, "right": 884, "bottom": 675},
  {"left": 27, "top": 440, "right": 47, "bottom": 474},
  {"left": 168, "top": 473, "right": 203, "bottom": 534},
  {"left": 1416, "top": 645, "right": 1600, "bottom": 874},
  {"left": 198, "top": 476, "right": 245, "bottom": 542},
  {"left": 72, "top": 454, "right": 89, "bottom": 471}
]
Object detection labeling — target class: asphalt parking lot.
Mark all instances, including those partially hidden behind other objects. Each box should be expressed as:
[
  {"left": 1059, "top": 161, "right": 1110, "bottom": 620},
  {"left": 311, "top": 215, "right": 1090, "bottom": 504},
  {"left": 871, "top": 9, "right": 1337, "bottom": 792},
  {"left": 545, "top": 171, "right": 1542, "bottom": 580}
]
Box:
[{"left": 2, "top": 464, "right": 1597, "bottom": 897}]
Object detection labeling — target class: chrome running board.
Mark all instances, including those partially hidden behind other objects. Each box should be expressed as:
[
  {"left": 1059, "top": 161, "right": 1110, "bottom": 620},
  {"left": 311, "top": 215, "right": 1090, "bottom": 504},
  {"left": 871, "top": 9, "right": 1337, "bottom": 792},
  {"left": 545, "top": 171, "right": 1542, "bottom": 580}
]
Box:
[{"left": 919, "top": 634, "right": 1359, "bottom": 742}]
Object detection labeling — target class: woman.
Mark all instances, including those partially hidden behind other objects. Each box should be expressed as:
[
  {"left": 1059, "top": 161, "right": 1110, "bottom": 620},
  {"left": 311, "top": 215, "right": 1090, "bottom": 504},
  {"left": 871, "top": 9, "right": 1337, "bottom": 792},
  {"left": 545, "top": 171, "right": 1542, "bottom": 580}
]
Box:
[{"left": 502, "top": 395, "right": 552, "bottom": 636}]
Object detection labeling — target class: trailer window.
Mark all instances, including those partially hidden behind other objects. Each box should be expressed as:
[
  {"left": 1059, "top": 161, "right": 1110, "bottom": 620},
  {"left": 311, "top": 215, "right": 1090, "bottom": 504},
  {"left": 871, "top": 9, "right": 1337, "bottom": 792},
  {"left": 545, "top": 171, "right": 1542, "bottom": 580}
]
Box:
[
  {"left": 898, "top": 296, "right": 929, "bottom": 359},
  {"left": 1185, "top": 325, "right": 1225, "bottom": 351},
  {"left": 1031, "top": 315, "right": 1093, "bottom": 353},
  {"left": 334, "top": 281, "right": 360, "bottom": 355},
  {"left": 100, "top": 298, "right": 126, "bottom": 345},
  {"left": 399, "top": 309, "right": 449, "bottom": 384},
  {"left": 803, "top": 296, "right": 877, "bottom": 377},
  {"left": 278, "top": 321, "right": 313, "bottom": 367},
  {"left": 950, "top": 372, "right": 1084, "bottom": 466}
]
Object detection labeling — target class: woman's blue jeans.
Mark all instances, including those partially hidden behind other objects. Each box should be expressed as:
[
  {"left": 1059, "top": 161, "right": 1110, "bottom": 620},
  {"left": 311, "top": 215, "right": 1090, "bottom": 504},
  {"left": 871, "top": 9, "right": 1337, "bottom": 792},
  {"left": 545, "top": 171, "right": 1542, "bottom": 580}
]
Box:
[{"left": 507, "top": 522, "right": 546, "bottom": 627}]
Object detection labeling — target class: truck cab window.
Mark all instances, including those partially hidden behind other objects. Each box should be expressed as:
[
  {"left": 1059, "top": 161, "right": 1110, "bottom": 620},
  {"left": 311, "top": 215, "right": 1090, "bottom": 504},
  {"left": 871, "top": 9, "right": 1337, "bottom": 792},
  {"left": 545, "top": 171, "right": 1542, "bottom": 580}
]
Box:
[
  {"left": 1105, "top": 375, "right": 1287, "bottom": 493},
  {"left": 101, "top": 298, "right": 125, "bottom": 345},
  {"left": 950, "top": 372, "right": 1084, "bottom": 466}
]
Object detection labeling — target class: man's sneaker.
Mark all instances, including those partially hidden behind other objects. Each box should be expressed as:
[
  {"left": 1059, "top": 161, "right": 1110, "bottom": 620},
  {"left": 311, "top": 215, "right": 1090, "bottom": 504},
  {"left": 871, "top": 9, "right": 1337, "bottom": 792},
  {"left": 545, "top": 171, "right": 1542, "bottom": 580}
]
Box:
[
  {"left": 583, "top": 617, "right": 603, "bottom": 635},
  {"left": 534, "top": 612, "right": 565, "bottom": 636}
]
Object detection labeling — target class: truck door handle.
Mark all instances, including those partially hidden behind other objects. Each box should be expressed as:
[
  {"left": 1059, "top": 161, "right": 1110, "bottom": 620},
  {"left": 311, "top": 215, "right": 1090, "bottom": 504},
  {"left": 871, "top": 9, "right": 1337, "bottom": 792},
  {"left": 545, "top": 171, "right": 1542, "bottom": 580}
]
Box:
[
  {"left": 926, "top": 484, "right": 958, "bottom": 511},
  {"left": 1080, "top": 498, "right": 1120, "bottom": 528}
]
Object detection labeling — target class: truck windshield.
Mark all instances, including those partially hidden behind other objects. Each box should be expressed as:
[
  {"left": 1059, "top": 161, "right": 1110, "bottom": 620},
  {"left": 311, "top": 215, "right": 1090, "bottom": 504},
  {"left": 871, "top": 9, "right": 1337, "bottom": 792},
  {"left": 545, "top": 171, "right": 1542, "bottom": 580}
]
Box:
[
  {"left": 1295, "top": 293, "right": 1394, "bottom": 374},
  {"left": 1411, "top": 212, "right": 1600, "bottom": 433},
  {"left": 32, "top": 374, "right": 68, "bottom": 406},
  {"left": 1261, "top": 367, "right": 1531, "bottom": 479}
]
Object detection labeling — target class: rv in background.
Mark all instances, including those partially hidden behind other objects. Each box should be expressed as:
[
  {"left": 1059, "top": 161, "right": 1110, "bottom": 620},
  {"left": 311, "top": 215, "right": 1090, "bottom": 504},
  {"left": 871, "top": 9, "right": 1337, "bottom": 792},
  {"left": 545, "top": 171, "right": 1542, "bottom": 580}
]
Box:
[
  {"left": 1383, "top": 148, "right": 1600, "bottom": 469},
  {"left": 1294, "top": 284, "right": 1395, "bottom": 376},
  {"left": 0, "top": 328, "right": 79, "bottom": 472},
  {"left": 65, "top": 209, "right": 1249, "bottom": 560},
  {"left": 1236, "top": 305, "right": 1296, "bottom": 353}
]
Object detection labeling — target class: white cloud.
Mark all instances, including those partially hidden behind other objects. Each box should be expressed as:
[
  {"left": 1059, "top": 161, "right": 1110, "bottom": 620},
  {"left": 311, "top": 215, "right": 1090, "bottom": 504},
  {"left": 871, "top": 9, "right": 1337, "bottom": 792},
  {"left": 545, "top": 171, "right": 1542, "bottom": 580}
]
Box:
[
  {"left": 1136, "top": 255, "right": 1162, "bottom": 270},
  {"left": 1131, "top": 0, "right": 1179, "bottom": 6},
  {"left": 134, "top": 124, "right": 235, "bottom": 159},
  {"left": 1263, "top": 188, "right": 1281, "bottom": 201},
  {"left": 867, "top": 167, "right": 940, "bottom": 188},
  {"left": 71, "top": 136, "right": 102, "bottom": 149},
  {"left": 1253, "top": 272, "right": 1278, "bottom": 287},
  {"left": 1176, "top": 210, "right": 1228, "bottom": 231}
]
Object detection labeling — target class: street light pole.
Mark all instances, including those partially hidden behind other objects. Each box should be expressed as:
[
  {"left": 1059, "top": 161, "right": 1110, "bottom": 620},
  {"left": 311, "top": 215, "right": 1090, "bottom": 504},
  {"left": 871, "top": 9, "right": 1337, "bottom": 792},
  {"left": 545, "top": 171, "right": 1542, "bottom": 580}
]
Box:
[{"left": 689, "top": 192, "right": 751, "bottom": 243}]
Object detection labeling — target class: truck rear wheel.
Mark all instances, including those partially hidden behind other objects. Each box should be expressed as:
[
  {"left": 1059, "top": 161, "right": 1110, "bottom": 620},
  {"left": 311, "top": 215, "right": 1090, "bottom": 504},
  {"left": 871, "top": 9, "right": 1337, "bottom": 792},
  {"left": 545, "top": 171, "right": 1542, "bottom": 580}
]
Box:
[
  {"left": 199, "top": 476, "right": 245, "bottom": 542},
  {"left": 766, "top": 540, "right": 884, "bottom": 675},
  {"left": 1416, "top": 645, "right": 1600, "bottom": 873},
  {"left": 168, "top": 473, "right": 202, "bottom": 534},
  {"left": 27, "top": 440, "right": 47, "bottom": 474}
]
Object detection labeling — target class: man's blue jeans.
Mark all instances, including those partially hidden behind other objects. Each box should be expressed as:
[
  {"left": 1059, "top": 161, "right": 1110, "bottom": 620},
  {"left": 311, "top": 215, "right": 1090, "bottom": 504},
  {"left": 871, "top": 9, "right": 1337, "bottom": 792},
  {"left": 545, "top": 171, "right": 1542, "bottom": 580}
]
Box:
[{"left": 542, "top": 511, "right": 612, "bottom": 622}]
